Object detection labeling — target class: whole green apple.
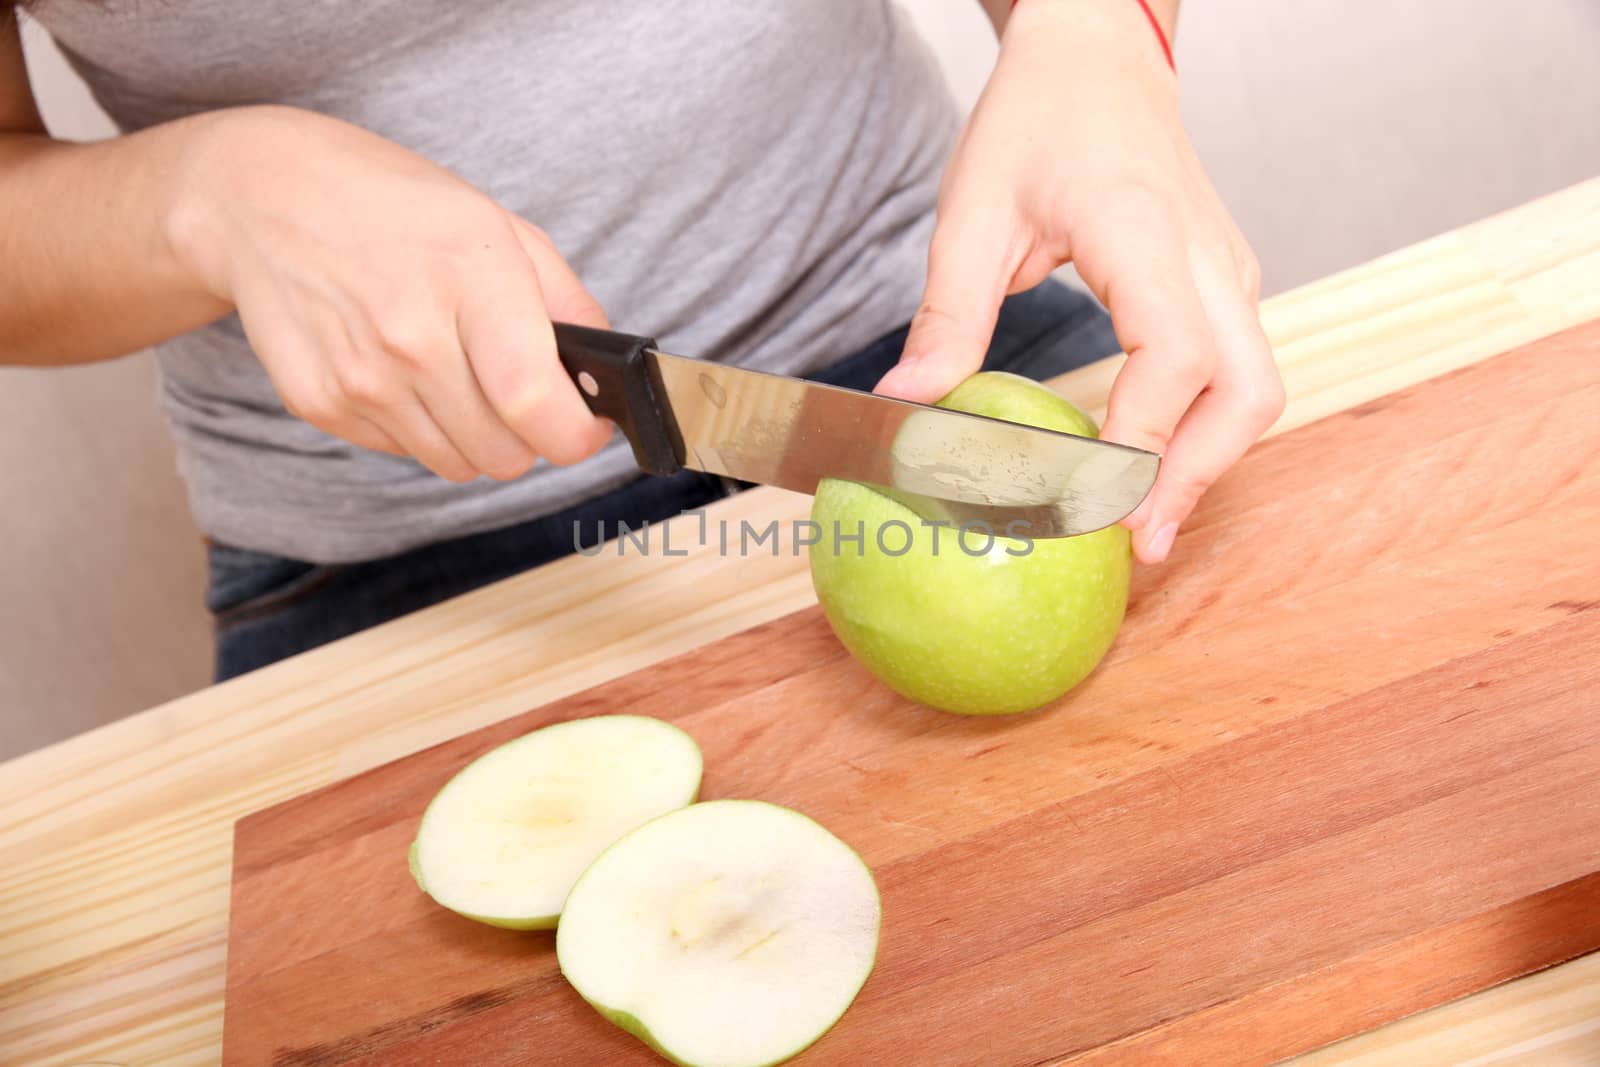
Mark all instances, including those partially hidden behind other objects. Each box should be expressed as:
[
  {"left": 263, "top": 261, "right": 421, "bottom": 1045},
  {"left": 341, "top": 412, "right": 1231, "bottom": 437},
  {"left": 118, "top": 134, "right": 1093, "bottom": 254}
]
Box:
[{"left": 809, "top": 372, "right": 1132, "bottom": 715}]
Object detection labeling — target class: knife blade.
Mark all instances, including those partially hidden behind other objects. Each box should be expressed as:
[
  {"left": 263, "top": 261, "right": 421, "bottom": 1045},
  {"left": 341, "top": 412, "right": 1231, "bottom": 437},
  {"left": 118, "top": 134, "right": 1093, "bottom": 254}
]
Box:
[{"left": 554, "top": 323, "right": 1158, "bottom": 538}]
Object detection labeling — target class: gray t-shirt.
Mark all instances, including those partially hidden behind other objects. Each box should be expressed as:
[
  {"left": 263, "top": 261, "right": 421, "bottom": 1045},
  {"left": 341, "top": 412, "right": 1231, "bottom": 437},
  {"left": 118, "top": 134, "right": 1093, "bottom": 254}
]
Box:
[{"left": 30, "top": 1, "right": 958, "bottom": 562}]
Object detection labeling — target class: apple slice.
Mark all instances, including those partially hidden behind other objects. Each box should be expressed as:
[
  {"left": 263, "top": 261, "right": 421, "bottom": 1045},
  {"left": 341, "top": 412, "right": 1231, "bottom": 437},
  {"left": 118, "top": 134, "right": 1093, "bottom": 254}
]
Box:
[
  {"left": 409, "top": 715, "right": 702, "bottom": 929},
  {"left": 558, "top": 799, "right": 880, "bottom": 1067}
]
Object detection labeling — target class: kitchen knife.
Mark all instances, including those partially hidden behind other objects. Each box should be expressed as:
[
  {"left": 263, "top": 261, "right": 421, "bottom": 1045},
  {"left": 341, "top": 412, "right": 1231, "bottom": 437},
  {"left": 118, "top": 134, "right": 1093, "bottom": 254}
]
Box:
[{"left": 553, "top": 323, "right": 1159, "bottom": 539}]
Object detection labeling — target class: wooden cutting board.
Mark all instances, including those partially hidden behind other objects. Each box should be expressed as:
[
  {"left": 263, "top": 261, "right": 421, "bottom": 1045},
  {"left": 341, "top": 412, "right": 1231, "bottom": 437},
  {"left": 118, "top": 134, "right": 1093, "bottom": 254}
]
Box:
[{"left": 223, "top": 320, "right": 1600, "bottom": 1067}]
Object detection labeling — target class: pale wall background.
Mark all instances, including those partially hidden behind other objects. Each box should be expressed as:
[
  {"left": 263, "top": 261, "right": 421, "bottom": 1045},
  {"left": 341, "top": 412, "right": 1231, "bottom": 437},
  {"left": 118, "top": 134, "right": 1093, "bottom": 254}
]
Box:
[{"left": 4, "top": 1, "right": 1598, "bottom": 759}]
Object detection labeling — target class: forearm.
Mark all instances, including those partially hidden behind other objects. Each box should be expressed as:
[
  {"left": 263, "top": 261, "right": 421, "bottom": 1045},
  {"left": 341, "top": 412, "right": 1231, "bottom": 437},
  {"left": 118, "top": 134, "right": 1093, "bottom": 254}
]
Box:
[
  {"left": 0, "top": 115, "right": 231, "bottom": 366},
  {"left": 1144, "top": 0, "right": 1177, "bottom": 38},
  {"left": 980, "top": 0, "right": 1179, "bottom": 42},
  {"left": 977, "top": 0, "right": 1011, "bottom": 34}
]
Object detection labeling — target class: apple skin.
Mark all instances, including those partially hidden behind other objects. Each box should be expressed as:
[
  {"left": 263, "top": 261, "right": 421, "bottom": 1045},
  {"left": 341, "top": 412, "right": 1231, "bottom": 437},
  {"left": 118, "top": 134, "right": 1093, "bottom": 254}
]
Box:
[
  {"left": 581, "top": 998, "right": 847, "bottom": 1067},
  {"left": 588, "top": 1003, "right": 695, "bottom": 1067},
  {"left": 407, "top": 840, "right": 560, "bottom": 930},
  {"left": 809, "top": 372, "right": 1132, "bottom": 715}
]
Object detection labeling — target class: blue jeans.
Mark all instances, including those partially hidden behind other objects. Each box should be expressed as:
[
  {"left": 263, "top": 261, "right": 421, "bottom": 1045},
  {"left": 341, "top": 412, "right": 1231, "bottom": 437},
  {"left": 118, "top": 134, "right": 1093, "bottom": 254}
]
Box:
[{"left": 206, "top": 278, "right": 1118, "bottom": 680}]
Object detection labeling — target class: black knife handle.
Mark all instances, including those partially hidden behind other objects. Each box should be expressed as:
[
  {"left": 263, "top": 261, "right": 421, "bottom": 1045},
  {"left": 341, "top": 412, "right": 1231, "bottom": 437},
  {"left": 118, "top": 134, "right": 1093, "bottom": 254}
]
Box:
[{"left": 553, "top": 323, "right": 685, "bottom": 476}]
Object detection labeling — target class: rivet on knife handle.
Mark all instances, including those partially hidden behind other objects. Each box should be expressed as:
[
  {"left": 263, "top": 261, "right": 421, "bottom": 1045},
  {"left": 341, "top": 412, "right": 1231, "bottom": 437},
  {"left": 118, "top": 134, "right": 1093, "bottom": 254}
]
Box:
[{"left": 553, "top": 323, "right": 685, "bottom": 476}]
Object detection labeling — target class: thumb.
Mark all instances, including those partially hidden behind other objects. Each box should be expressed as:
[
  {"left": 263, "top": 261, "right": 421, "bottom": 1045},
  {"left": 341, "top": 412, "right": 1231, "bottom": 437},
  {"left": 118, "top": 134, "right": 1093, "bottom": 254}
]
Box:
[{"left": 876, "top": 209, "right": 1013, "bottom": 404}]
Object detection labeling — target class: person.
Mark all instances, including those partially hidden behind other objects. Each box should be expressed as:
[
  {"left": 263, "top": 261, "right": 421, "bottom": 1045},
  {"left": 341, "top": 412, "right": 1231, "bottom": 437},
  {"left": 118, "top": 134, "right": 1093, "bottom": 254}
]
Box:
[{"left": 0, "top": 0, "right": 1282, "bottom": 680}]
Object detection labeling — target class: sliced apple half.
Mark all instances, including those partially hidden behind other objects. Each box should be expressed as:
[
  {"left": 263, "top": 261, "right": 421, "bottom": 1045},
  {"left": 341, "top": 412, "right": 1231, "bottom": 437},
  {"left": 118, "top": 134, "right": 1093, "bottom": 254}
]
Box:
[
  {"left": 557, "top": 799, "right": 880, "bottom": 1067},
  {"left": 409, "top": 715, "right": 702, "bottom": 929}
]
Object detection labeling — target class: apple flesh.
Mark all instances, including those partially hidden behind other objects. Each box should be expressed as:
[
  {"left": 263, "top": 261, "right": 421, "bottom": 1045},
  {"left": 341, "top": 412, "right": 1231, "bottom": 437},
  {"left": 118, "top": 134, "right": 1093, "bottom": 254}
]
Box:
[
  {"left": 809, "top": 372, "right": 1132, "bottom": 715},
  {"left": 409, "top": 715, "right": 702, "bottom": 928},
  {"left": 557, "top": 799, "right": 880, "bottom": 1067}
]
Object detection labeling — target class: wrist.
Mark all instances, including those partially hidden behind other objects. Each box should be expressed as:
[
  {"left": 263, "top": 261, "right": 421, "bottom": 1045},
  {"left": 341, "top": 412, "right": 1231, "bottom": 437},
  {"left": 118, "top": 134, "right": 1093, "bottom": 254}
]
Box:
[
  {"left": 162, "top": 111, "right": 238, "bottom": 302},
  {"left": 162, "top": 106, "right": 299, "bottom": 302}
]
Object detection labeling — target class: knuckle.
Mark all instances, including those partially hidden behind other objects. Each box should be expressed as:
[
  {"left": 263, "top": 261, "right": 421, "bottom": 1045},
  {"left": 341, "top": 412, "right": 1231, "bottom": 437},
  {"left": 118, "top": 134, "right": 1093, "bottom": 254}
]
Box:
[
  {"left": 281, "top": 385, "right": 342, "bottom": 430},
  {"left": 516, "top": 220, "right": 553, "bottom": 247},
  {"left": 373, "top": 310, "right": 443, "bottom": 367},
  {"left": 1103, "top": 416, "right": 1171, "bottom": 457},
  {"left": 1178, "top": 347, "right": 1216, "bottom": 383},
  {"left": 911, "top": 299, "right": 961, "bottom": 332},
  {"left": 906, "top": 300, "right": 984, "bottom": 359},
  {"left": 1166, "top": 464, "right": 1214, "bottom": 503},
  {"left": 1155, "top": 349, "right": 1213, "bottom": 397},
  {"left": 331, "top": 356, "right": 398, "bottom": 409},
  {"left": 1240, "top": 374, "right": 1287, "bottom": 427}
]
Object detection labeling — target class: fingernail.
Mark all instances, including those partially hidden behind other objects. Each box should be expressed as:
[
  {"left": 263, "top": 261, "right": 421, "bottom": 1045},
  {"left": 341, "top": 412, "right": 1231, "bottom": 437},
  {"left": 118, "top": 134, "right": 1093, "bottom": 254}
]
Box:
[{"left": 1145, "top": 521, "right": 1179, "bottom": 562}]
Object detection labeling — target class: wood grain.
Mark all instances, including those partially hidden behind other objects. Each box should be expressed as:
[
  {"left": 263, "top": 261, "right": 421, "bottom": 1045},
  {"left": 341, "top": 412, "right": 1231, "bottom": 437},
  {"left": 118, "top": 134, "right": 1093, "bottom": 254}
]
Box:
[
  {"left": 4, "top": 180, "right": 1600, "bottom": 1067},
  {"left": 221, "top": 321, "right": 1600, "bottom": 1066}
]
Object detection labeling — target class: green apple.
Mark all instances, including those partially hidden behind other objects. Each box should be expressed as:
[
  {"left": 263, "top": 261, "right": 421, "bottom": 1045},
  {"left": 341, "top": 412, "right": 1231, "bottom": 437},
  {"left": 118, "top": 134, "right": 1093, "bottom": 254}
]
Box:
[
  {"left": 408, "top": 715, "right": 702, "bottom": 928},
  {"left": 557, "top": 799, "right": 880, "bottom": 1067},
  {"left": 809, "top": 371, "right": 1132, "bottom": 715}
]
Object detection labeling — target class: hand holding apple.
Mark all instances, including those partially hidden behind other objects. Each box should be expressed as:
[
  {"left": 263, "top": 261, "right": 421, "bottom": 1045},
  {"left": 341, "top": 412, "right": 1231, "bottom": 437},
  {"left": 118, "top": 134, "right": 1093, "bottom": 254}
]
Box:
[{"left": 876, "top": 0, "right": 1282, "bottom": 564}]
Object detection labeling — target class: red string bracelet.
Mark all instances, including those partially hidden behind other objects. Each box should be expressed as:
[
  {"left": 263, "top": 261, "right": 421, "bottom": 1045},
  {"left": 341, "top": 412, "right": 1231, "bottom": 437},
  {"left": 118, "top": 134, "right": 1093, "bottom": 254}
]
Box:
[{"left": 1010, "top": 0, "right": 1176, "bottom": 72}]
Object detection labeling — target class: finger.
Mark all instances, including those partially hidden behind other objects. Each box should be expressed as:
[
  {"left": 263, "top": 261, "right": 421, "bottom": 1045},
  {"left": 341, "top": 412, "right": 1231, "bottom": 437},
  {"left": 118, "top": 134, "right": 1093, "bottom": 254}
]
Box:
[
  {"left": 301, "top": 300, "right": 493, "bottom": 478},
  {"left": 1131, "top": 282, "right": 1281, "bottom": 564},
  {"left": 240, "top": 292, "right": 407, "bottom": 457},
  {"left": 283, "top": 368, "right": 402, "bottom": 456},
  {"left": 413, "top": 342, "right": 541, "bottom": 480},
  {"left": 876, "top": 198, "right": 1016, "bottom": 404},
  {"left": 1078, "top": 208, "right": 1218, "bottom": 530},
  {"left": 459, "top": 222, "right": 613, "bottom": 465},
  {"left": 371, "top": 391, "right": 481, "bottom": 483},
  {"left": 508, "top": 217, "right": 609, "bottom": 329},
  {"left": 346, "top": 415, "right": 406, "bottom": 457}
]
